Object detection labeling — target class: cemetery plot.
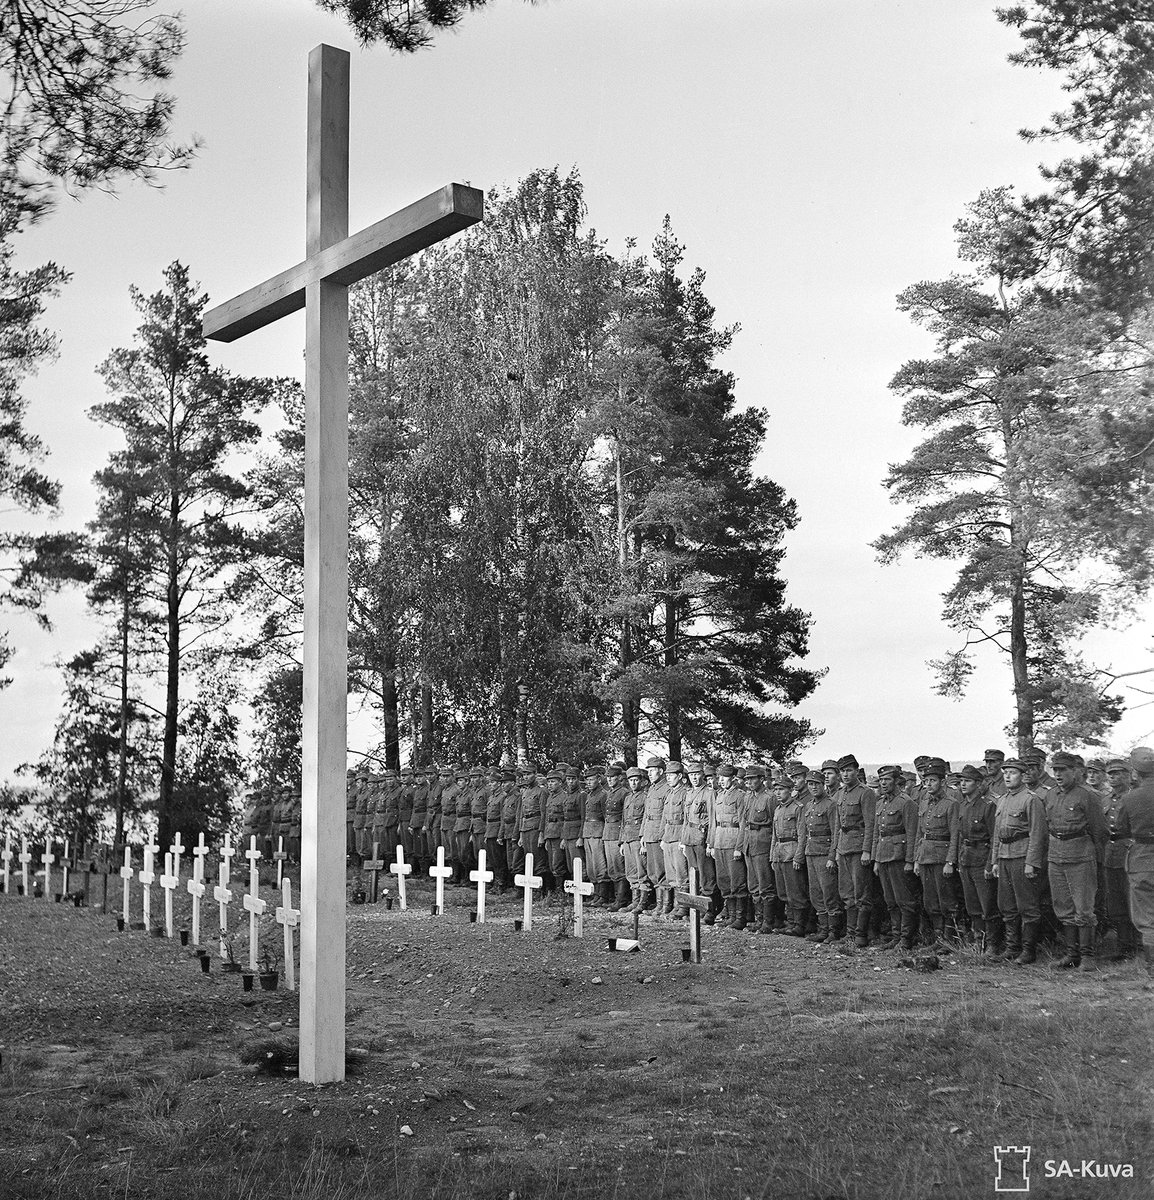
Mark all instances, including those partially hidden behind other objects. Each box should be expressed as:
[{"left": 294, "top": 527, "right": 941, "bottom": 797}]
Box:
[{"left": 1, "top": 870, "right": 1151, "bottom": 1200}]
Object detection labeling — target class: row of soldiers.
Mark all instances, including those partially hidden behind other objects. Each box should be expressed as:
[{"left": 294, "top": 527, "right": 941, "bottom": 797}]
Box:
[
  {"left": 344, "top": 745, "right": 1154, "bottom": 969},
  {"left": 241, "top": 787, "right": 302, "bottom": 860}
]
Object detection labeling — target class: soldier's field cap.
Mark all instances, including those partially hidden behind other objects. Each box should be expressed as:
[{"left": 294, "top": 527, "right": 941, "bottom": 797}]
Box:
[
  {"left": 399, "top": 766, "right": 413, "bottom": 776},
  {"left": 547, "top": 768, "right": 565, "bottom": 781},
  {"left": 785, "top": 759, "right": 807, "bottom": 777},
  {"left": 1086, "top": 758, "right": 1105, "bottom": 772},
  {"left": 772, "top": 776, "right": 792, "bottom": 790},
  {"left": 609, "top": 760, "right": 626, "bottom": 773},
  {"left": 742, "top": 764, "right": 766, "bottom": 779},
  {"left": 1051, "top": 751, "right": 1079, "bottom": 769},
  {"left": 1002, "top": 757, "right": 1025, "bottom": 771},
  {"left": 821, "top": 759, "right": 840, "bottom": 772},
  {"left": 1023, "top": 748, "right": 1047, "bottom": 763},
  {"left": 923, "top": 758, "right": 948, "bottom": 778},
  {"left": 913, "top": 755, "right": 930, "bottom": 768},
  {"left": 984, "top": 749, "right": 1005, "bottom": 762},
  {"left": 625, "top": 766, "right": 646, "bottom": 779},
  {"left": 704, "top": 763, "right": 717, "bottom": 777},
  {"left": 1105, "top": 757, "right": 1130, "bottom": 772},
  {"left": 717, "top": 764, "right": 737, "bottom": 777},
  {"left": 645, "top": 755, "right": 667, "bottom": 770},
  {"left": 516, "top": 760, "right": 538, "bottom": 773},
  {"left": 583, "top": 763, "right": 603, "bottom": 777},
  {"left": 877, "top": 764, "right": 900, "bottom": 779},
  {"left": 564, "top": 765, "right": 581, "bottom": 779},
  {"left": 837, "top": 754, "right": 859, "bottom": 771},
  {"left": 685, "top": 760, "right": 703, "bottom": 773},
  {"left": 805, "top": 769, "right": 824, "bottom": 783},
  {"left": 960, "top": 764, "right": 984, "bottom": 782},
  {"left": 665, "top": 760, "right": 684, "bottom": 773},
  {"left": 1132, "top": 746, "right": 1154, "bottom": 773}
]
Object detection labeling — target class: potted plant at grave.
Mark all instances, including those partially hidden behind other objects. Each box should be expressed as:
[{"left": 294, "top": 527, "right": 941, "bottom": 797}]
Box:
[
  {"left": 151, "top": 919, "right": 166, "bottom": 938},
  {"left": 257, "top": 943, "right": 281, "bottom": 991},
  {"left": 220, "top": 933, "right": 242, "bottom": 973}
]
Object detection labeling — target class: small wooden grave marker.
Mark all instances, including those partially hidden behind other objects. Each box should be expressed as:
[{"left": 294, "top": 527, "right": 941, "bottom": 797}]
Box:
[
  {"left": 389, "top": 844, "right": 411, "bottom": 911},
  {"left": 563, "top": 856, "right": 594, "bottom": 938},
  {"left": 276, "top": 877, "right": 301, "bottom": 992},
  {"left": 514, "top": 852, "right": 542, "bottom": 931},
  {"left": 192, "top": 832, "right": 210, "bottom": 877},
  {"left": 119, "top": 846, "right": 134, "bottom": 923},
  {"left": 274, "top": 835, "right": 288, "bottom": 888},
  {"left": 139, "top": 834, "right": 159, "bottom": 928},
  {"left": 469, "top": 847, "right": 495, "bottom": 924},
  {"left": 61, "top": 837, "right": 71, "bottom": 897},
  {"left": 2, "top": 833, "right": 12, "bottom": 894},
  {"left": 363, "top": 841, "right": 387, "bottom": 903},
  {"left": 169, "top": 832, "right": 185, "bottom": 892},
  {"left": 187, "top": 852, "right": 207, "bottom": 947},
  {"left": 19, "top": 837, "right": 33, "bottom": 896},
  {"left": 429, "top": 845, "right": 453, "bottom": 916},
  {"left": 42, "top": 838, "right": 55, "bottom": 898},
  {"left": 214, "top": 834, "right": 235, "bottom": 959},
  {"left": 675, "top": 866, "right": 707, "bottom": 964},
  {"left": 159, "top": 851, "right": 179, "bottom": 938},
  {"left": 243, "top": 836, "right": 267, "bottom": 971}
]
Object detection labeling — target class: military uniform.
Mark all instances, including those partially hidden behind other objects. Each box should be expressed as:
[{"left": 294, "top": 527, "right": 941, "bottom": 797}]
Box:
[
  {"left": 871, "top": 768, "right": 919, "bottom": 949},
  {"left": 407, "top": 768, "right": 427, "bottom": 869},
  {"left": 830, "top": 754, "right": 877, "bottom": 948},
  {"left": 710, "top": 766, "right": 749, "bottom": 930},
  {"left": 660, "top": 764, "right": 689, "bottom": 918},
  {"left": 1102, "top": 758, "right": 1137, "bottom": 959},
  {"left": 740, "top": 769, "right": 776, "bottom": 933},
  {"left": 798, "top": 770, "right": 842, "bottom": 942},
  {"left": 640, "top": 757, "right": 668, "bottom": 896},
  {"left": 603, "top": 764, "right": 627, "bottom": 909},
  {"left": 993, "top": 759, "right": 1047, "bottom": 965},
  {"left": 950, "top": 765, "right": 1001, "bottom": 954},
  {"left": 352, "top": 769, "right": 371, "bottom": 859},
  {"left": 1045, "top": 751, "right": 1109, "bottom": 969},
  {"left": 681, "top": 762, "right": 719, "bottom": 924},
  {"left": 915, "top": 758, "right": 958, "bottom": 944},
  {"left": 345, "top": 770, "right": 358, "bottom": 859},
  {"left": 620, "top": 768, "right": 650, "bottom": 912},
  {"left": 1117, "top": 748, "right": 1154, "bottom": 970},
  {"left": 770, "top": 781, "right": 806, "bottom": 936},
  {"left": 503, "top": 767, "right": 529, "bottom": 882},
  {"left": 581, "top": 767, "right": 610, "bottom": 905}
]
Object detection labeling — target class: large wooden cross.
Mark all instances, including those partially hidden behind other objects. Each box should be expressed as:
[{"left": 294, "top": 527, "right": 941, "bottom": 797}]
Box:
[{"left": 202, "top": 45, "right": 482, "bottom": 1084}]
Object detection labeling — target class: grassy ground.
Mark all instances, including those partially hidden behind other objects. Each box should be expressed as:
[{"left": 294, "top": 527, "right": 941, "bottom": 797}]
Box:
[{"left": 1, "top": 868, "right": 1152, "bottom": 1199}]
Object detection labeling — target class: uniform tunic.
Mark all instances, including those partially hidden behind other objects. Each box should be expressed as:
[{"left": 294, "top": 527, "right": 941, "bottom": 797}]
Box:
[
  {"left": 741, "top": 789, "right": 776, "bottom": 901},
  {"left": 502, "top": 783, "right": 524, "bottom": 876},
  {"left": 916, "top": 793, "right": 957, "bottom": 919},
  {"left": 1102, "top": 786, "right": 1135, "bottom": 937},
  {"left": 620, "top": 785, "right": 648, "bottom": 890},
  {"left": 641, "top": 780, "right": 668, "bottom": 889},
  {"left": 661, "top": 782, "right": 689, "bottom": 891},
  {"left": 993, "top": 787, "right": 1046, "bottom": 925},
  {"left": 602, "top": 780, "right": 625, "bottom": 882},
  {"left": 797, "top": 791, "right": 841, "bottom": 918},
  {"left": 871, "top": 791, "right": 918, "bottom": 923},
  {"left": 581, "top": 785, "right": 608, "bottom": 882},
  {"left": 681, "top": 783, "right": 716, "bottom": 894},
  {"left": 951, "top": 789, "right": 998, "bottom": 924},
  {"left": 517, "top": 783, "right": 545, "bottom": 859},
  {"left": 831, "top": 781, "right": 877, "bottom": 924},
  {"left": 709, "top": 787, "right": 748, "bottom": 900},
  {"left": 1117, "top": 778, "right": 1154, "bottom": 944},
  {"left": 770, "top": 795, "right": 806, "bottom": 912},
  {"left": 1045, "top": 782, "right": 1108, "bottom": 927}
]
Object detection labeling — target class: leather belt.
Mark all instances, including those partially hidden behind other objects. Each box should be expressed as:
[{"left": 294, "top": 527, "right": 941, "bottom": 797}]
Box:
[
  {"left": 923, "top": 834, "right": 950, "bottom": 841},
  {"left": 1050, "top": 829, "right": 1088, "bottom": 841},
  {"left": 1000, "top": 830, "right": 1028, "bottom": 842},
  {"left": 963, "top": 838, "right": 990, "bottom": 847}
]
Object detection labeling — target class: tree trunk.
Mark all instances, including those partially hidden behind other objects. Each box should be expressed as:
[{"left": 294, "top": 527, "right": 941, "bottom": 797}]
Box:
[
  {"left": 159, "top": 528, "right": 179, "bottom": 849},
  {"left": 420, "top": 680, "right": 434, "bottom": 764},
  {"left": 115, "top": 583, "right": 130, "bottom": 847},
  {"left": 664, "top": 536, "right": 682, "bottom": 762},
  {"left": 381, "top": 640, "right": 400, "bottom": 770},
  {"left": 1009, "top": 543, "right": 1032, "bottom": 754},
  {"left": 614, "top": 432, "right": 639, "bottom": 765},
  {"left": 514, "top": 681, "right": 530, "bottom": 762}
]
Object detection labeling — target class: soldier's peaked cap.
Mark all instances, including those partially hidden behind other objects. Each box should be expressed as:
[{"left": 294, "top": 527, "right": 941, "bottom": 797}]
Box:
[
  {"left": 717, "top": 764, "right": 737, "bottom": 777},
  {"left": 836, "top": 754, "right": 859, "bottom": 771},
  {"left": 1086, "top": 758, "right": 1106, "bottom": 772},
  {"left": 877, "top": 764, "right": 900, "bottom": 778},
  {"left": 1051, "top": 751, "right": 1079, "bottom": 769},
  {"left": 684, "top": 760, "right": 703, "bottom": 773},
  {"left": 1105, "top": 757, "right": 1130, "bottom": 772},
  {"left": 984, "top": 749, "right": 1006, "bottom": 761},
  {"left": 821, "top": 759, "right": 840, "bottom": 772},
  {"left": 959, "top": 764, "right": 984, "bottom": 782},
  {"left": 924, "top": 757, "right": 948, "bottom": 778},
  {"left": 516, "top": 761, "right": 537, "bottom": 773},
  {"left": 913, "top": 755, "right": 931, "bottom": 768},
  {"left": 665, "top": 760, "right": 684, "bottom": 773},
  {"left": 784, "top": 759, "right": 807, "bottom": 777},
  {"left": 742, "top": 764, "right": 766, "bottom": 778},
  {"left": 547, "top": 769, "right": 565, "bottom": 781},
  {"left": 645, "top": 756, "right": 667, "bottom": 770},
  {"left": 1023, "top": 748, "right": 1047, "bottom": 763},
  {"left": 1002, "top": 757, "right": 1025, "bottom": 771},
  {"left": 805, "top": 769, "right": 824, "bottom": 783},
  {"left": 625, "top": 766, "right": 646, "bottom": 779}
]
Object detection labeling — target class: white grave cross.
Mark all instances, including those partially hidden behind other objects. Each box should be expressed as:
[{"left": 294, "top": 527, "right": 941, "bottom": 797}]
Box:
[
  {"left": 469, "top": 848, "right": 495, "bottom": 924},
  {"left": 19, "top": 837, "right": 32, "bottom": 896},
  {"left": 169, "top": 832, "right": 186, "bottom": 885},
  {"left": 274, "top": 834, "right": 287, "bottom": 888},
  {"left": 186, "top": 852, "right": 206, "bottom": 947},
  {"left": 119, "top": 845, "right": 134, "bottom": 923},
  {"left": 275, "top": 878, "right": 301, "bottom": 992},
  {"left": 429, "top": 844, "right": 453, "bottom": 916},
  {"left": 139, "top": 834, "right": 159, "bottom": 928},
  {"left": 1, "top": 833, "right": 11, "bottom": 895},
  {"left": 389, "top": 844, "right": 411, "bottom": 911},
  {"left": 61, "top": 837, "right": 71, "bottom": 897},
  {"left": 192, "top": 832, "right": 209, "bottom": 875},
  {"left": 202, "top": 44, "right": 482, "bottom": 1084},
  {"left": 514, "top": 852, "right": 543, "bottom": 931},
  {"left": 213, "top": 860, "right": 234, "bottom": 958},
  {"left": 159, "top": 851, "right": 179, "bottom": 938},
  {"left": 563, "top": 856, "right": 594, "bottom": 939},
  {"left": 42, "top": 839, "right": 55, "bottom": 898},
  {"left": 243, "top": 836, "right": 267, "bottom": 971}
]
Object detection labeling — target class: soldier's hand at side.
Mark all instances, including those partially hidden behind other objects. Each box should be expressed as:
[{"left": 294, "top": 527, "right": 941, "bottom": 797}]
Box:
[
  {"left": 991, "top": 863, "right": 999, "bottom": 878},
  {"left": 861, "top": 853, "right": 871, "bottom": 865},
  {"left": 706, "top": 847, "right": 714, "bottom": 858},
  {"left": 913, "top": 863, "right": 921, "bottom": 877},
  {"left": 873, "top": 863, "right": 880, "bottom": 875},
  {"left": 1025, "top": 865, "right": 1036, "bottom": 878},
  {"left": 733, "top": 850, "right": 743, "bottom": 860},
  {"left": 825, "top": 859, "right": 834, "bottom": 871},
  {"left": 793, "top": 861, "right": 802, "bottom": 871},
  {"left": 904, "top": 863, "right": 914, "bottom": 873},
  {"left": 943, "top": 863, "right": 954, "bottom": 876}
]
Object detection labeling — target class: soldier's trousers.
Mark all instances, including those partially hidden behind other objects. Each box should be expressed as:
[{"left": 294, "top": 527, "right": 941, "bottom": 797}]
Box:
[
  {"left": 1049, "top": 858, "right": 1097, "bottom": 927},
  {"left": 545, "top": 837, "right": 568, "bottom": 881},
  {"left": 1126, "top": 843, "right": 1154, "bottom": 943},
  {"left": 837, "top": 852, "right": 872, "bottom": 924},
  {"left": 643, "top": 841, "right": 666, "bottom": 889},
  {"left": 484, "top": 837, "right": 504, "bottom": 880},
  {"left": 621, "top": 840, "right": 645, "bottom": 890},
  {"left": 563, "top": 838, "right": 581, "bottom": 874},
  {"left": 745, "top": 851, "right": 775, "bottom": 901},
  {"left": 919, "top": 863, "right": 952, "bottom": 919},
  {"left": 772, "top": 861, "right": 806, "bottom": 915},
  {"left": 603, "top": 838, "right": 623, "bottom": 881},
  {"left": 684, "top": 844, "right": 717, "bottom": 895},
  {"left": 1104, "top": 865, "right": 1134, "bottom": 940},
  {"left": 713, "top": 848, "right": 748, "bottom": 899},
  {"left": 453, "top": 831, "right": 473, "bottom": 872},
  {"left": 959, "top": 866, "right": 999, "bottom": 924},
  {"left": 583, "top": 836, "right": 607, "bottom": 882},
  {"left": 519, "top": 829, "right": 543, "bottom": 866},
  {"left": 661, "top": 840, "right": 687, "bottom": 892},
  {"left": 346, "top": 822, "right": 356, "bottom": 855},
  {"left": 806, "top": 857, "right": 841, "bottom": 917},
  {"left": 354, "top": 825, "right": 369, "bottom": 857},
  {"left": 505, "top": 837, "right": 525, "bottom": 880},
  {"left": 997, "top": 858, "right": 1041, "bottom": 923},
  {"left": 876, "top": 861, "right": 917, "bottom": 931}
]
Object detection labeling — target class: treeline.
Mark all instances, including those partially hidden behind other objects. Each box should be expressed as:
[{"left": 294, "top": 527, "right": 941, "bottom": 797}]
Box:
[{"left": 17, "top": 170, "right": 819, "bottom": 846}]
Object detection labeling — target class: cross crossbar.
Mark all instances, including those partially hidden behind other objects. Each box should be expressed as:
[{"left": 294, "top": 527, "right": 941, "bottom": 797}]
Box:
[{"left": 203, "top": 184, "right": 482, "bottom": 343}]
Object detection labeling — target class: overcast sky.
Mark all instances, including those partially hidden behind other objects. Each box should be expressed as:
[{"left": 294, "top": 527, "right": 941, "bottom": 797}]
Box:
[{"left": 3, "top": 0, "right": 1151, "bottom": 777}]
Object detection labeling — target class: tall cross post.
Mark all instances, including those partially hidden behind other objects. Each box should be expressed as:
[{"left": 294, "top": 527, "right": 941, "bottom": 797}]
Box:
[
  {"left": 19, "top": 837, "right": 32, "bottom": 896},
  {"left": 243, "top": 836, "right": 267, "bottom": 971},
  {"left": 563, "top": 856, "right": 594, "bottom": 938},
  {"left": 119, "top": 846, "right": 133, "bottom": 924},
  {"left": 514, "top": 852, "right": 542, "bottom": 931},
  {"left": 389, "top": 843, "right": 411, "bottom": 911},
  {"left": 1, "top": 833, "right": 11, "bottom": 894},
  {"left": 42, "top": 838, "right": 55, "bottom": 898},
  {"left": 139, "top": 834, "right": 159, "bottom": 927},
  {"left": 187, "top": 852, "right": 206, "bottom": 948},
  {"left": 275, "top": 878, "right": 301, "bottom": 992},
  {"left": 169, "top": 832, "right": 185, "bottom": 886},
  {"left": 61, "top": 837, "right": 71, "bottom": 897},
  {"left": 429, "top": 844, "right": 453, "bottom": 916},
  {"left": 363, "top": 840, "right": 387, "bottom": 904},
  {"left": 274, "top": 835, "right": 287, "bottom": 888},
  {"left": 469, "top": 848, "right": 494, "bottom": 924},
  {"left": 159, "top": 851, "right": 178, "bottom": 938},
  {"left": 202, "top": 44, "right": 482, "bottom": 1084}
]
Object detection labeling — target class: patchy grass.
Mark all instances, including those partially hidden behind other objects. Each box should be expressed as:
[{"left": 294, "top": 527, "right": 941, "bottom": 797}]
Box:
[{"left": 1, "top": 880, "right": 1152, "bottom": 1199}]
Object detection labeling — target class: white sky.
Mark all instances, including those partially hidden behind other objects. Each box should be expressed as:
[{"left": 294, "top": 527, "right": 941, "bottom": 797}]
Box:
[{"left": 2, "top": 0, "right": 1151, "bottom": 778}]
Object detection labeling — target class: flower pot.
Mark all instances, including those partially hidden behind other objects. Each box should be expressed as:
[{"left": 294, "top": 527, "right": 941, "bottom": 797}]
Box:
[
  {"left": 179, "top": 930, "right": 189, "bottom": 946},
  {"left": 258, "top": 971, "right": 279, "bottom": 991},
  {"left": 116, "top": 917, "right": 125, "bottom": 932},
  {"left": 151, "top": 926, "right": 166, "bottom": 939},
  {"left": 73, "top": 894, "right": 83, "bottom": 908},
  {"left": 469, "top": 911, "right": 477, "bottom": 924},
  {"left": 385, "top": 898, "right": 393, "bottom": 910},
  {"left": 54, "top": 893, "right": 62, "bottom": 903},
  {"left": 241, "top": 973, "right": 254, "bottom": 992},
  {"left": 199, "top": 954, "right": 211, "bottom": 974},
  {"left": 130, "top": 920, "right": 145, "bottom": 931},
  {"left": 513, "top": 919, "right": 523, "bottom": 932}
]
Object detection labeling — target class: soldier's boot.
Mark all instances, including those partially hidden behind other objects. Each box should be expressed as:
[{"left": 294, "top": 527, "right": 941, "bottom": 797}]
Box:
[
  {"left": 931, "top": 915, "right": 950, "bottom": 951},
  {"left": 608, "top": 880, "right": 626, "bottom": 912},
  {"left": 1001, "top": 916, "right": 1021, "bottom": 964},
  {"left": 772, "top": 898, "right": 788, "bottom": 932},
  {"left": 1112, "top": 920, "right": 1138, "bottom": 961},
  {"left": 807, "top": 914, "right": 828, "bottom": 943},
  {"left": 898, "top": 908, "right": 917, "bottom": 951},
  {"left": 1078, "top": 924, "right": 1097, "bottom": 972},
  {"left": 664, "top": 887, "right": 676, "bottom": 916},
  {"left": 854, "top": 907, "right": 870, "bottom": 950},
  {"left": 717, "top": 897, "right": 734, "bottom": 928},
  {"left": 829, "top": 909, "right": 848, "bottom": 943},
  {"left": 1056, "top": 924, "right": 1081, "bottom": 969},
  {"left": 702, "top": 889, "right": 722, "bottom": 926},
  {"left": 632, "top": 885, "right": 648, "bottom": 914},
  {"left": 730, "top": 896, "right": 748, "bottom": 932},
  {"left": 746, "top": 897, "right": 760, "bottom": 932},
  {"left": 788, "top": 904, "right": 807, "bottom": 937},
  {"left": 755, "top": 897, "right": 772, "bottom": 934},
  {"left": 984, "top": 913, "right": 1005, "bottom": 958},
  {"left": 1014, "top": 920, "right": 1040, "bottom": 965},
  {"left": 672, "top": 891, "right": 688, "bottom": 921}
]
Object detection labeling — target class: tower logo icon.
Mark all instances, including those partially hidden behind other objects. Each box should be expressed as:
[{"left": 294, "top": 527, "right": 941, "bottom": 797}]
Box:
[{"left": 994, "top": 1146, "right": 1031, "bottom": 1192}]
